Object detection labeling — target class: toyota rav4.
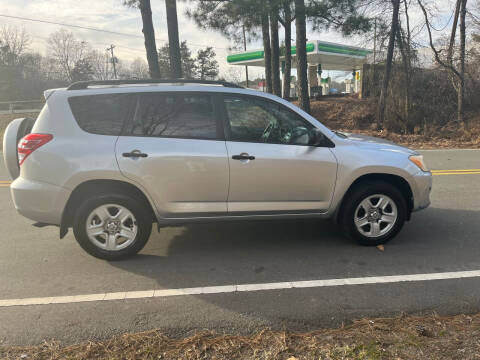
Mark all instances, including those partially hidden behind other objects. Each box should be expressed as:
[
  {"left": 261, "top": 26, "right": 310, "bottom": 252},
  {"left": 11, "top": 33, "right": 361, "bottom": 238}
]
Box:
[{"left": 3, "top": 80, "right": 432, "bottom": 260}]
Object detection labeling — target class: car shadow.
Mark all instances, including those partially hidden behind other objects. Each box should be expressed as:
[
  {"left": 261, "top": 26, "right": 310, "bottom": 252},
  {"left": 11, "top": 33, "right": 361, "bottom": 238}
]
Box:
[
  {"left": 108, "top": 207, "right": 480, "bottom": 331},
  {"left": 109, "top": 206, "right": 480, "bottom": 287}
]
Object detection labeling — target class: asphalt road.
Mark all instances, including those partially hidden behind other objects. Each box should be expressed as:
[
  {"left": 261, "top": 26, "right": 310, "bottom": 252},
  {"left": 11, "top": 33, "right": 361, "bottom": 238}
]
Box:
[{"left": 0, "top": 149, "right": 479, "bottom": 346}]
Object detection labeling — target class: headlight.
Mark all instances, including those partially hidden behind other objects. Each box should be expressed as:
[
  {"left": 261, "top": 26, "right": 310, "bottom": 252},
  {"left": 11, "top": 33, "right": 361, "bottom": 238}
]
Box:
[{"left": 409, "top": 155, "right": 429, "bottom": 172}]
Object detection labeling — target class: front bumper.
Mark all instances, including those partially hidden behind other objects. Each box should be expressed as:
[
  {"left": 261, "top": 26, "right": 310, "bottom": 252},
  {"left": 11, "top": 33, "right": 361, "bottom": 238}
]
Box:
[
  {"left": 10, "top": 177, "right": 70, "bottom": 225},
  {"left": 411, "top": 171, "right": 432, "bottom": 212}
]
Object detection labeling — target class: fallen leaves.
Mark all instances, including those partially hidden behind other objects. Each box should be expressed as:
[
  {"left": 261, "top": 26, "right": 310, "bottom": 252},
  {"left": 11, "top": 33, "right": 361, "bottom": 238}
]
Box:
[{"left": 3, "top": 313, "right": 480, "bottom": 360}]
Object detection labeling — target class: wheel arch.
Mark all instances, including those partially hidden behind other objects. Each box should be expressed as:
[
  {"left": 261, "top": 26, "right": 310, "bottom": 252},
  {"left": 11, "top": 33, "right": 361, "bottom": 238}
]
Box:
[
  {"left": 60, "top": 179, "right": 156, "bottom": 238},
  {"left": 335, "top": 173, "right": 414, "bottom": 224}
]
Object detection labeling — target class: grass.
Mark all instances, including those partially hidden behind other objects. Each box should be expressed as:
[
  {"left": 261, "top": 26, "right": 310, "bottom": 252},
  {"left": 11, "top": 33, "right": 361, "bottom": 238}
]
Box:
[{"left": 1, "top": 312, "right": 480, "bottom": 359}]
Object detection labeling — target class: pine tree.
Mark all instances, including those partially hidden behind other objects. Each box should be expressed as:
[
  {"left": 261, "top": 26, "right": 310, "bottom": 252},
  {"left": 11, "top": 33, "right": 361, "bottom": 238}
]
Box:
[
  {"left": 124, "top": 0, "right": 161, "bottom": 78},
  {"left": 196, "top": 47, "right": 219, "bottom": 80}
]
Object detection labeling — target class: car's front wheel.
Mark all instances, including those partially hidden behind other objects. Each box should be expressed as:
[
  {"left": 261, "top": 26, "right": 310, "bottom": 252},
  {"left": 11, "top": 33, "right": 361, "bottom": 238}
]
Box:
[
  {"left": 73, "top": 193, "right": 152, "bottom": 260},
  {"left": 341, "top": 181, "right": 407, "bottom": 246}
]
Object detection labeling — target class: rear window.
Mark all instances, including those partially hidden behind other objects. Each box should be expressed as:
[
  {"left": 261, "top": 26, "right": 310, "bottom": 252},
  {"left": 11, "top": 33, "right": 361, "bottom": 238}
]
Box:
[
  {"left": 68, "top": 94, "right": 133, "bottom": 135},
  {"left": 124, "top": 93, "right": 220, "bottom": 139}
]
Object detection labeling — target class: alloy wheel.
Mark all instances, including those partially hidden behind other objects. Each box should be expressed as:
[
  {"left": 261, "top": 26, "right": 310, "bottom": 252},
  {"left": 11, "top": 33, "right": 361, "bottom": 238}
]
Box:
[
  {"left": 85, "top": 204, "right": 138, "bottom": 251},
  {"left": 354, "top": 194, "right": 398, "bottom": 238}
]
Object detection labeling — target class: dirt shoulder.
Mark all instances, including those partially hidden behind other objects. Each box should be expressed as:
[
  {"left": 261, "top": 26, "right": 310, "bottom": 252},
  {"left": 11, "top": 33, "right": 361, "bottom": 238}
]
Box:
[
  {"left": 2, "top": 312, "right": 479, "bottom": 359},
  {"left": 307, "top": 97, "right": 480, "bottom": 149}
]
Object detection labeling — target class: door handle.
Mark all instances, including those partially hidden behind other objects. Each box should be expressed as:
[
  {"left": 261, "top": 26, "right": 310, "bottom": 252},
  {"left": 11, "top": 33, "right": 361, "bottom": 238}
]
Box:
[
  {"left": 232, "top": 154, "right": 255, "bottom": 161},
  {"left": 122, "top": 150, "right": 148, "bottom": 158}
]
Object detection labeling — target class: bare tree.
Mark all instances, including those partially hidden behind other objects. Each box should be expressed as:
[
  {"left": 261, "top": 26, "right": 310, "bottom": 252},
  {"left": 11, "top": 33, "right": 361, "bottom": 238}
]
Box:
[
  {"left": 458, "top": 0, "right": 467, "bottom": 124},
  {"left": 0, "top": 25, "right": 30, "bottom": 63},
  {"left": 88, "top": 50, "right": 110, "bottom": 80},
  {"left": 417, "top": 0, "right": 468, "bottom": 124},
  {"left": 47, "top": 29, "right": 89, "bottom": 82},
  {"left": 377, "top": 0, "right": 401, "bottom": 130},
  {"left": 129, "top": 57, "right": 150, "bottom": 79},
  {"left": 396, "top": 0, "right": 414, "bottom": 133},
  {"left": 223, "top": 67, "right": 243, "bottom": 84}
]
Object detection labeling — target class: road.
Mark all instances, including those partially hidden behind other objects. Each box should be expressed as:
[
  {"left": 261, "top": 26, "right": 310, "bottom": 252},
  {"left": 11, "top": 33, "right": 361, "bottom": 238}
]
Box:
[{"left": 0, "top": 149, "right": 479, "bottom": 346}]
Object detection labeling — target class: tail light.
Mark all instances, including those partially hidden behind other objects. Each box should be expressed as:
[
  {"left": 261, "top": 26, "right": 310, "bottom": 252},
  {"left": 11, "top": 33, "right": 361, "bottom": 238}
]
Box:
[{"left": 17, "top": 134, "right": 53, "bottom": 166}]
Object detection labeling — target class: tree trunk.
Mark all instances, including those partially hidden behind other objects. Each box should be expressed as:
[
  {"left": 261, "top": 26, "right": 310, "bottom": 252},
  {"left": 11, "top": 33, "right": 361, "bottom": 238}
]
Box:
[
  {"left": 458, "top": 0, "right": 467, "bottom": 125},
  {"left": 139, "top": 0, "right": 161, "bottom": 79},
  {"left": 448, "top": 0, "right": 462, "bottom": 65},
  {"left": 270, "top": 1, "right": 281, "bottom": 96},
  {"left": 398, "top": 0, "right": 413, "bottom": 133},
  {"left": 165, "top": 0, "right": 182, "bottom": 78},
  {"left": 242, "top": 25, "right": 249, "bottom": 87},
  {"left": 377, "top": 0, "right": 400, "bottom": 130},
  {"left": 261, "top": 10, "right": 273, "bottom": 93},
  {"left": 282, "top": 1, "right": 292, "bottom": 99},
  {"left": 295, "top": 0, "right": 310, "bottom": 113},
  {"left": 397, "top": 28, "right": 410, "bottom": 133}
]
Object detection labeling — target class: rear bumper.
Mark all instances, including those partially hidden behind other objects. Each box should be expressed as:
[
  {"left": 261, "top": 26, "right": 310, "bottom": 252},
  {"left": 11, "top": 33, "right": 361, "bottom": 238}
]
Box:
[
  {"left": 10, "top": 177, "right": 70, "bottom": 225},
  {"left": 411, "top": 171, "right": 432, "bottom": 212}
]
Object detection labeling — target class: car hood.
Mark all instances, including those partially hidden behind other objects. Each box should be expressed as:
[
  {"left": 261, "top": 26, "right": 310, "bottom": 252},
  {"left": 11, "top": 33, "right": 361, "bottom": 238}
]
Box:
[{"left": 337, "top": 132, "right": 417, "bottom": 155}]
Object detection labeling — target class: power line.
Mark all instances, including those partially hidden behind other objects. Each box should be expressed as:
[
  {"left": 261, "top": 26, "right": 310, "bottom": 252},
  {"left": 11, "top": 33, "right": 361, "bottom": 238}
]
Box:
[
  {"left": 0, "top": 14, "right": 148, "bottom": 39},
  {"left": 0, "top": 13, "right": 229, "bottom": 51},
  {"left": 31, "top": 34, "right": 147, "bottom": 55}
]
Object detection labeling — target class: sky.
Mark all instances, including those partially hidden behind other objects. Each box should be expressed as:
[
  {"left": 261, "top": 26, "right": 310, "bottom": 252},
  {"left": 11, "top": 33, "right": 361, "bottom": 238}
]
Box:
[{"left": 0, "top": 0, "right": 463, "bottom": 82}]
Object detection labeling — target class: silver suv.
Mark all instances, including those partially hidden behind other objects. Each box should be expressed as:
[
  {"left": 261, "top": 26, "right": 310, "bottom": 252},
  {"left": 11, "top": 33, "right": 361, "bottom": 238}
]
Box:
[{"left": 3, "top": 80, "right": 432, "bottom": 260}]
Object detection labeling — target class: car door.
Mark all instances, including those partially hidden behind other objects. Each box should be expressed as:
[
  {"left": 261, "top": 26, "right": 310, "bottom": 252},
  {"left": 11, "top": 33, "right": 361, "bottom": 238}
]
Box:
[
  {"left": 222, "top": 94, "right": 337, "bottom": 214},
  {"left": 116, "top": 92, "right": 229, "bottom": 218}
]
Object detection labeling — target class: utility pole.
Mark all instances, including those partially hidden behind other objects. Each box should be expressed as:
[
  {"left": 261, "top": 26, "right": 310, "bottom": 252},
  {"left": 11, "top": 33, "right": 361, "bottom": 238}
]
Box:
[
  {"left": 105, "top": 50, "right": 109, "bottom": 79},
  {"left": 373, "top": 18, "right": 377, "bottom": 65},
  {"left": 373, "top": 17, "right": 377, "bottom": 84},
  {"left": 242, "top": 25, "right": 249, "bottom": 87},
  {"left": 107, "top": 44, "right": 117, "bottom": 79}
]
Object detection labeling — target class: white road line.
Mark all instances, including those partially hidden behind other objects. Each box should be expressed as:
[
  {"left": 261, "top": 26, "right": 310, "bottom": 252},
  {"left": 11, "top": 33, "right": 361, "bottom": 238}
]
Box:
[{"left": 2, "top": 270, "right": 480, "bottom": 308}]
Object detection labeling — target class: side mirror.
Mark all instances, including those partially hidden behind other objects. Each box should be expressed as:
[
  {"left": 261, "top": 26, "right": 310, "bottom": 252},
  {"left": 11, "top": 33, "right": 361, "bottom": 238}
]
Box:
[{"left": 308, "top": 128, "right": 335, "bottom": 148}]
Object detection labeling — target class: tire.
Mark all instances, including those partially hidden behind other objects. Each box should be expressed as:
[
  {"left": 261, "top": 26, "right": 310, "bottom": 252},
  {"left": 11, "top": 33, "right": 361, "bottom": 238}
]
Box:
[
  {"left": 340, "top": 181, "right": 407, "bottom": 246},
  {"left": 2, "top": 117, "right": 34, "bottom": 180},
  {"left": 73, "top": 192, "right": 152, "bottom": 260}
]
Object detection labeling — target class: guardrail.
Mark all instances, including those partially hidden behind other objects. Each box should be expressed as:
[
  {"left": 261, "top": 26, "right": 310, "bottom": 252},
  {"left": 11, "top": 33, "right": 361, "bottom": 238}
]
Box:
[{"left": 0, "top": 100, "right": 44, "bottom": 114}]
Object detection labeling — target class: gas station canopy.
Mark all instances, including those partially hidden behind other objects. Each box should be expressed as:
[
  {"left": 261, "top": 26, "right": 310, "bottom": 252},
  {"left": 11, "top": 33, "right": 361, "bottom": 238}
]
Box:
[{"left": 227, "top": 40, "right": 371, "bottom": 71}]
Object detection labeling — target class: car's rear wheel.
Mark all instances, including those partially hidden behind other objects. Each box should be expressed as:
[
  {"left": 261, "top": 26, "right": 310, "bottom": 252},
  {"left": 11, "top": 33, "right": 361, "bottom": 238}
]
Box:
[
  {"left": 73, "top": 193, "right": 152, "bottom": 260},
  {"left": 341, "top": 181, "right": 407, "bottom": 246}
]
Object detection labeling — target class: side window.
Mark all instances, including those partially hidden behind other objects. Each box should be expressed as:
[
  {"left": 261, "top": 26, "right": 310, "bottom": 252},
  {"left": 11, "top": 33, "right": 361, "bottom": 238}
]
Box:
[
  {"left": 224, "top": 95, "right": 314, "bottom": 145},
  {"left": 126, "top": 93, "right": 219, "bottom": 139},
  {"left": 68, "top": 94, "right": 133, "bottom": 135}
]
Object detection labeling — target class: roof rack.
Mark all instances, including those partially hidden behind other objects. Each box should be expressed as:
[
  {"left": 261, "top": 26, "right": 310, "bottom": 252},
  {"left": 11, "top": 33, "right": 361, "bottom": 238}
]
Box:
[{"left": 67, "top": 79, "right": 243, "bottom": 90}]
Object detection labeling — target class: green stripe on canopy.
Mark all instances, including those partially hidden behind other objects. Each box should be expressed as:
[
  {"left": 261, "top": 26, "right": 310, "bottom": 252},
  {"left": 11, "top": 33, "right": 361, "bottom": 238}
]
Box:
[
  {"left": 227, "top": 50, "right": 265, "bottom": 63},
  {"left": 227, "top": 43, "right": 315, "bottom": 63},
  {"left": 317, "top": 43, "right": 369, "bottom": 57}
]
